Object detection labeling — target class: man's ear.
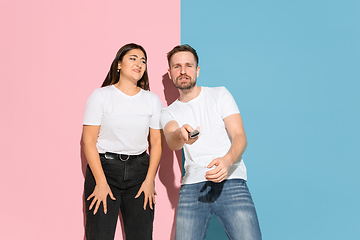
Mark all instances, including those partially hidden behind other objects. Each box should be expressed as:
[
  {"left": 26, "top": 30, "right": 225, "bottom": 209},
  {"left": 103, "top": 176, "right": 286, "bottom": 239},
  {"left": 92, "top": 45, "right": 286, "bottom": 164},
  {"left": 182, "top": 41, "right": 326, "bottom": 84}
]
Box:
[
  {"left": 196, "top": 66, "right": 200, "bottom": 78},
  {"left": 167, "top": 69, "right": 172, "bottom": 80}
]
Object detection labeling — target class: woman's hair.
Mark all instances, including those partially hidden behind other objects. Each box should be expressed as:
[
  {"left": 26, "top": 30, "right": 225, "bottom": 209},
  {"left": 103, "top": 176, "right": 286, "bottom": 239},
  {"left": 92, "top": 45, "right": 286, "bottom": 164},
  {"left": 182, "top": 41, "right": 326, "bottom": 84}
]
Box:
[{"left": 101, "top": 43, "right": 149, "bottom": 90}]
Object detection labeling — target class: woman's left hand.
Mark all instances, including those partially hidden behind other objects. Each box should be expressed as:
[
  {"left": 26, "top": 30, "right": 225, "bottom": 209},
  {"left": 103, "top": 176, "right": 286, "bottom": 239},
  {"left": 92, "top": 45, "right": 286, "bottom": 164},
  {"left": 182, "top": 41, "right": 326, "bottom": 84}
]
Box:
[{"left": 135, "top": 179, "right": 156, "bottom": 210}]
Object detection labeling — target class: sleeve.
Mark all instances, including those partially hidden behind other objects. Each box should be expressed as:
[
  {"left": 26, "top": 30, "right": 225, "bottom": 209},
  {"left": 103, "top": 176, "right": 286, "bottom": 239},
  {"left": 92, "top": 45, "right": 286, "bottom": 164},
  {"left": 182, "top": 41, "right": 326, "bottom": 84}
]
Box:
[
  {"left": 149, "top": 95, "right": 164, "bottom": 129},
  {"left": 218, "top": 87, "right": 240, "bottom": 119},
  {"left": 83, "top": 89, "right": 103, "bottom": 125},
  {"left": 160, "top": 108, "right": 176, "bottom": 130}
]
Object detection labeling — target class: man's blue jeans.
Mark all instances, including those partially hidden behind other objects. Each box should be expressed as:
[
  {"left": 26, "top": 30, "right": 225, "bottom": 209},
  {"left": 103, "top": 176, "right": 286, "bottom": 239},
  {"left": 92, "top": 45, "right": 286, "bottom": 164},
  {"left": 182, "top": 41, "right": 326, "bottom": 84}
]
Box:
[{"left": 175, "top": 179, "right": 261, "bottom": 240}]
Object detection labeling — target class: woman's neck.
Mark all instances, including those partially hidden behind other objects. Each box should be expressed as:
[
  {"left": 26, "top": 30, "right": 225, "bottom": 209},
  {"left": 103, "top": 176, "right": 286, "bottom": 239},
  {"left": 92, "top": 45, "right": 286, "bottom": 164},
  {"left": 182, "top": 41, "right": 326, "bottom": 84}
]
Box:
[{"left": 114, "top": 81, "right": 141, "bottom": 96}]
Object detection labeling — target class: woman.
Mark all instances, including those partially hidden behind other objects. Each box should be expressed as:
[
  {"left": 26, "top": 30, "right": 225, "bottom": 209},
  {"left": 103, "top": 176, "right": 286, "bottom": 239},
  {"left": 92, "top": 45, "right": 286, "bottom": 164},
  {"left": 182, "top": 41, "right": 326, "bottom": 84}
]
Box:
[{"left": 82, "top": 43, "right": 162, "bottom": 240}]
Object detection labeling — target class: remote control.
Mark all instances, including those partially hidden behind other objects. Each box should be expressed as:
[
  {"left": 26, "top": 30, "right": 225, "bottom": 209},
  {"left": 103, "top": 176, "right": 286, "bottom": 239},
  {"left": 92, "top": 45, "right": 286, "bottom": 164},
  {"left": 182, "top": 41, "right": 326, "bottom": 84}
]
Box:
[{"left": 188, "top": 129, "right": 200, "bottom": 138}]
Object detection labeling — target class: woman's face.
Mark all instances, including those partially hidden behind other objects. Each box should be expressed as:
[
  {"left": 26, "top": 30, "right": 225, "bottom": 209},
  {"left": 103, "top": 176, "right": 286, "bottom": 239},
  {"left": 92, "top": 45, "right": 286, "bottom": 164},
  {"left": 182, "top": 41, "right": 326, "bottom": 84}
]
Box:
[{"left": 118, "top": 49, "right": 147, "bottom": 82}]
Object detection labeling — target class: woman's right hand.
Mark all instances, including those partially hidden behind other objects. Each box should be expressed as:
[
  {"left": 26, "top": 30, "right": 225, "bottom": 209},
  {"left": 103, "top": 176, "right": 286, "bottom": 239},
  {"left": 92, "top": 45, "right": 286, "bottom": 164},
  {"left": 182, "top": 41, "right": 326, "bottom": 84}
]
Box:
[{"left": 87, "top": 182, "right": 116, "bottom": 215}]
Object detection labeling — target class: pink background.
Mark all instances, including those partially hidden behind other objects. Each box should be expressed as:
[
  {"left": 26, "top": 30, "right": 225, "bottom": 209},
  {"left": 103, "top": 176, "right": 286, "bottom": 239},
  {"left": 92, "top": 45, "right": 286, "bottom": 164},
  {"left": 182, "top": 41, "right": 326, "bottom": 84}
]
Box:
[{"left": 0, "top": 0, "right": 181, "bottom": 239}]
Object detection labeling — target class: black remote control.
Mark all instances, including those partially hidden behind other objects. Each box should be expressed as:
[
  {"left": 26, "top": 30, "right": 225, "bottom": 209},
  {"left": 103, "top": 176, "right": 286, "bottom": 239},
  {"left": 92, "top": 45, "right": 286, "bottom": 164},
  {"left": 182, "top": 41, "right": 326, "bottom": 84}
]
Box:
[{"left": 188, "top": 129, "right": 200, "bottom": 138}]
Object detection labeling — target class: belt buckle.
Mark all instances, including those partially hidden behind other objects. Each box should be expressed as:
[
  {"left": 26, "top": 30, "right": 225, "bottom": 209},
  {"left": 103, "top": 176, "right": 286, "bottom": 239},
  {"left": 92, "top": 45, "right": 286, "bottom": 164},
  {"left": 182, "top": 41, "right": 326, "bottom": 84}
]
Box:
[
  {"left": 119, "top": 154, "right": 130, "bottom": 161},
  {"left": 104, "top": 152, "right": 115, "bottom": 160}
]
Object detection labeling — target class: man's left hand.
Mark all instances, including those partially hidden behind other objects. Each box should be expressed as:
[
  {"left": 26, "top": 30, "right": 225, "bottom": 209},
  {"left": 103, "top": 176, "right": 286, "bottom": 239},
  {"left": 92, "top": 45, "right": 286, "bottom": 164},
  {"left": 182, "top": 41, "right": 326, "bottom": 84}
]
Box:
[{"left": 205, "top": 157, "right": 231, "bottom": 183}]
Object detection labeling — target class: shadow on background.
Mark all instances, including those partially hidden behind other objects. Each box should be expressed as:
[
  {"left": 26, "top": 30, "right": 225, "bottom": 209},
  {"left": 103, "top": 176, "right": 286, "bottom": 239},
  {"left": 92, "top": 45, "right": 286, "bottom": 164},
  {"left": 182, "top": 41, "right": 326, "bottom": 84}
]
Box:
[
  {"left": 80, "top": 136, "right": 87, "bottom": 240},
  {"left": 158, "top": 73, "right": 183, "bottom": 239}
]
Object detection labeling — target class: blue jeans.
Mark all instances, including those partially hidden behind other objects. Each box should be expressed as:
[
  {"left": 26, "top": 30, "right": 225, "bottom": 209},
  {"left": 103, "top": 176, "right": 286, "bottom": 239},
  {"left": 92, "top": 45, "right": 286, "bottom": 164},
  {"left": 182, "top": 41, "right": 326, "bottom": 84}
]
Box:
[
  {"left": 175, "top": 179, "right": 261, "bottom": 240},
  {"left": 84, "top": 152, "right": 154, "bottom": 240}
]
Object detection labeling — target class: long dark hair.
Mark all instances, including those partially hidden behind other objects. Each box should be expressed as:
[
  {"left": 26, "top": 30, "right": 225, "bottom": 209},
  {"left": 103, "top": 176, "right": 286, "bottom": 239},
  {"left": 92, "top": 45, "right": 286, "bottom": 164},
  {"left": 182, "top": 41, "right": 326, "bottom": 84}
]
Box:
[{"left": 101, "top": 43, "right": 149, "bottom": 90}]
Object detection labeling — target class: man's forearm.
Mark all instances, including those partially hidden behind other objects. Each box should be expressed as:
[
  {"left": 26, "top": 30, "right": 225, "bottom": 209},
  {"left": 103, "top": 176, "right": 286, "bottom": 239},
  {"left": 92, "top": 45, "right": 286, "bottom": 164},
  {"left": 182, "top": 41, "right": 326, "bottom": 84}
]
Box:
[
  {"left": 165, "top": 128, "right": 185, "bottom": 150},
  {"left": 223, "top": 133, "right": 247, "bottom": 165}
]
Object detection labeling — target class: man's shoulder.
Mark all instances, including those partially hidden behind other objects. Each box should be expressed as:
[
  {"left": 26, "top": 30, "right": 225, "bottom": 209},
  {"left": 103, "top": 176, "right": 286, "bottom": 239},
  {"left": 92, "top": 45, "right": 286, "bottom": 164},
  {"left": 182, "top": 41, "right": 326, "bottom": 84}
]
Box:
[
  {"left": 162, "top": 99, "right": 180, "bottom": 112},
  {"left": 202, "top": 86, "right": 229, "bottom": 97}
]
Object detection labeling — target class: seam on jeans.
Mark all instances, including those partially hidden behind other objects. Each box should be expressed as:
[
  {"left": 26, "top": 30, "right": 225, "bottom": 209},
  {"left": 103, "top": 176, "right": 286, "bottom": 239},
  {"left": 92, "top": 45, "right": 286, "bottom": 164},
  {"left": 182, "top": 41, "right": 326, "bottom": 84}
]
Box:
[
  {"left": 201, "top": 212, "right": 213, "bottom": 240},
  {"left": 214, "top": 213, "right": 232, "bottom": 240}
]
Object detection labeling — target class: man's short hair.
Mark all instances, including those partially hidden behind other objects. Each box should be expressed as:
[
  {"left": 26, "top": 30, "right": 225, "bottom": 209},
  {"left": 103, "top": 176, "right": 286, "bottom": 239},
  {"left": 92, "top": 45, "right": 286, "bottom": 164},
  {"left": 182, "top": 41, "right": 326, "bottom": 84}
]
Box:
[{"left": 167, "top": 44, "right": 199, "bottom": 67}]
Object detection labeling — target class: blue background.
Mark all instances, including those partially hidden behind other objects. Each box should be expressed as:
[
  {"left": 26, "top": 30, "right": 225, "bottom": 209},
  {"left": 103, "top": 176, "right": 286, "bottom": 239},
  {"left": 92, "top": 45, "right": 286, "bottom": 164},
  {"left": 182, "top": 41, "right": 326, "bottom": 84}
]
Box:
[{"left": 181, "top": 0, "right": 360, "bottom": 239}]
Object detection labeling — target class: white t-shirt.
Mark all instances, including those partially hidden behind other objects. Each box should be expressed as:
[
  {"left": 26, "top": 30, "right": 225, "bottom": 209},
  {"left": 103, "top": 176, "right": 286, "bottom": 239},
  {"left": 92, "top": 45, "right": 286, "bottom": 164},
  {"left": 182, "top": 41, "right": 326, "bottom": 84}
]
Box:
[
  {"left": 161, "top": 86, "right": 247, "bottom": 185},
  {"left": 83, "top": 85, "right": 163, "bottom": 155}
]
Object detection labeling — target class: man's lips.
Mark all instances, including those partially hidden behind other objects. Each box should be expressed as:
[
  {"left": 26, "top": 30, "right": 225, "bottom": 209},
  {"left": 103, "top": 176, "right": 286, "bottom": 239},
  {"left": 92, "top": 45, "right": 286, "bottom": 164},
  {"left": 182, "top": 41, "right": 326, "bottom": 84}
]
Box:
[{"left": 177, "top": 75, "right": 190, "bottom": 81}]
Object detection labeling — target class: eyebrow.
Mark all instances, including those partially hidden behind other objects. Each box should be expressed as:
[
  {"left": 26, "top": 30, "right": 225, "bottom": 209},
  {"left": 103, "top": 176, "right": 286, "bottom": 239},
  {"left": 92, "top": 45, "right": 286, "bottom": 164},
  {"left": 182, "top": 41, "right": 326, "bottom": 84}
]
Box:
[
  {"left": 129, "top": 54, "right": 146, "bottom": 60},
  {"left": 172, "top": 62, "right": 193, "bottom": 66}
]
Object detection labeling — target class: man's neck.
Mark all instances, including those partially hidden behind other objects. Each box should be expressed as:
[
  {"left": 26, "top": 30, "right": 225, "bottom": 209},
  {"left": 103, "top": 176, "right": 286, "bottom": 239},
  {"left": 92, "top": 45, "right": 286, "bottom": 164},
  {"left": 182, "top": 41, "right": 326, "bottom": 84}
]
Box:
[{"left": 178, "top": 85, "right": 201, "bottom": 103}]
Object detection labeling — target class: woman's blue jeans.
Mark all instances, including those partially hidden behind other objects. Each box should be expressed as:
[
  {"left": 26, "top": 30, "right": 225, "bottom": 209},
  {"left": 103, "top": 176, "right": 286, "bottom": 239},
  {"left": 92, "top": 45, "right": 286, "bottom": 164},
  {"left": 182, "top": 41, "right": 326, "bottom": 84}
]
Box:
[
  {"left": 175, "top": 179, "right": 261, "bottom": 240},
  {"left": 84, "top": 153, "right": 154, "bottom": 240}
]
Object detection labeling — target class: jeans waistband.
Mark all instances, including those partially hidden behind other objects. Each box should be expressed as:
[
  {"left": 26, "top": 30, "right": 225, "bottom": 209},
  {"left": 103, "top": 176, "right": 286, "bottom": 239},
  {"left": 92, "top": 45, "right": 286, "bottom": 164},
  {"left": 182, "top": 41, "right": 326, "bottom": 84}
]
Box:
[{"left": 99, "top": 151, "right": 146, "bottom": 162}]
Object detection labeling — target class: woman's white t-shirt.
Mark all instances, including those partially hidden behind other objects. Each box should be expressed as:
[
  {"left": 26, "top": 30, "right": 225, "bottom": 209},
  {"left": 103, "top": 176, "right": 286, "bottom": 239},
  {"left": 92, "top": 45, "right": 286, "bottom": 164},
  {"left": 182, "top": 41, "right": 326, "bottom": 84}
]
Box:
[{"left": 83, "top": 85, "right": 163, "bottom": 155}]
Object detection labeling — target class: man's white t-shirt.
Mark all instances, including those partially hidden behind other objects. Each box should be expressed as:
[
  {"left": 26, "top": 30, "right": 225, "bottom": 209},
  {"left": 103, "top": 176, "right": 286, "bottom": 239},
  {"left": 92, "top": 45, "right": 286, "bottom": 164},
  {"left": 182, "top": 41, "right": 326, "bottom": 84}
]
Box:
[
  {"left": 83, "top": 85, "right": 163, "bottom": 155},
  {"left": 161, "top": 86, "right": 247, "bottom": 185}
]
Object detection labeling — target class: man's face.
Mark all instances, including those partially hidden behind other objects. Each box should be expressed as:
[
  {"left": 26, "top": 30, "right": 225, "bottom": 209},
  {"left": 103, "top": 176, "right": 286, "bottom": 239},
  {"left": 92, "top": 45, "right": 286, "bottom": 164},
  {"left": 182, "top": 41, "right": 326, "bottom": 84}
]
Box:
[{"left": 168, "top": 51, "right": 200, "bottom": 90}]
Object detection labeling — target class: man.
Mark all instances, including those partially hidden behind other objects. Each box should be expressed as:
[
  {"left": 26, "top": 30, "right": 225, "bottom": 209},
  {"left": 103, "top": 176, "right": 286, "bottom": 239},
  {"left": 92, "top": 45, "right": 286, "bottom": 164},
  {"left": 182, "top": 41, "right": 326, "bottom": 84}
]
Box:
[{"left": 161, "top": 44, "right": 262, "bottom": 240}]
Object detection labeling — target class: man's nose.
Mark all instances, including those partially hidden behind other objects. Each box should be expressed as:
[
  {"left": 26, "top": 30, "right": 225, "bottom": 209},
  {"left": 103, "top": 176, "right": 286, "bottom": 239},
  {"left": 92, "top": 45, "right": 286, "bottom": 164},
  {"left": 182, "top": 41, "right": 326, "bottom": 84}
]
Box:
[{"left": 180, "top": 67, "right": 186, "bottom": 74}]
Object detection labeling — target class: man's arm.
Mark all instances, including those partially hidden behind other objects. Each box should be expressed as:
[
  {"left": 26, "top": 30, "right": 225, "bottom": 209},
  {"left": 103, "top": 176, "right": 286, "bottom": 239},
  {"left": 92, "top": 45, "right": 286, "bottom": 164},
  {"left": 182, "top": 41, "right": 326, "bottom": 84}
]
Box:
[
  {"left": 222, "top": 113, "right": 247, "bottom": 164},
  {"left": 163, "top": 120, "right": 200, "bottom": 150},
  {"left": 205, "top": 113, "right": 247, "bottom": 182}
]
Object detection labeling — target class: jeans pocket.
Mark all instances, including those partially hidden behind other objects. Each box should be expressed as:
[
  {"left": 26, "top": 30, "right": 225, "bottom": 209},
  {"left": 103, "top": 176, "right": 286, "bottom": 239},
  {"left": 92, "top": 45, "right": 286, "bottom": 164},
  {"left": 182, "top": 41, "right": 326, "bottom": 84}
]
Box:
[
  {"left": 140, "top": 153, "right": 150, "bottom": 165},
  {"left": 126, "top": 154, "right": 149, "bottom": 179},
  {"left": 99, "top": 155, "right": 109, "bottom": 165}
]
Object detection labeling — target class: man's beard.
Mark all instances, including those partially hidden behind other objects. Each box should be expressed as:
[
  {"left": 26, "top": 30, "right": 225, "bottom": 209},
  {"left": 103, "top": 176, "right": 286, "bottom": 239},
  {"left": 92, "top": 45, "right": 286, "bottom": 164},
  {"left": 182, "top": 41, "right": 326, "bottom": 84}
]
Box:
[{"left": 174, "top": 74, "right": 196, "bottom": 90}]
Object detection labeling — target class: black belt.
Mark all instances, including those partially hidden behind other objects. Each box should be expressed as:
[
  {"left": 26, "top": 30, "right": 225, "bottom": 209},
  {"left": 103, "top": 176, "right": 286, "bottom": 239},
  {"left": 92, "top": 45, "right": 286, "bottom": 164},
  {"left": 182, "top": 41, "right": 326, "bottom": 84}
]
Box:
[{"left": 99, "top": 151, "right": 146, "bottom": 162}]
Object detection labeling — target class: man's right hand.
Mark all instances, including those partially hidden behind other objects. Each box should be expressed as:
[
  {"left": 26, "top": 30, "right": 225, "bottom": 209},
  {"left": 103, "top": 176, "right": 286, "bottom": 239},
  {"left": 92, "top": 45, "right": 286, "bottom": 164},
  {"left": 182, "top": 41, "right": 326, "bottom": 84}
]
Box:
[{"left": 180, "top": 124, "right": 200, "bottom": 144}]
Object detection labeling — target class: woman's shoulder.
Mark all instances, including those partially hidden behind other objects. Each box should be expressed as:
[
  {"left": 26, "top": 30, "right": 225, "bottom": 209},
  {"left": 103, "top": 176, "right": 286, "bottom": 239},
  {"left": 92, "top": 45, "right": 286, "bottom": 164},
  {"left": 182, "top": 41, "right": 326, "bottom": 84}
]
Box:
[
  {"left": 140, "top": 89, "right": 161, "bottom": 100},
  {"left": 140, "top": 90, "right": 163, "bottom": 109},
  {"left": 90, "top": 85, "right": 110, "bottom": 93},
  {"left": 90, "top": 85, "right": 114, "bottom": 96},
  {"left": 86, "top": 86, "right": 114, "bottom": 105}
]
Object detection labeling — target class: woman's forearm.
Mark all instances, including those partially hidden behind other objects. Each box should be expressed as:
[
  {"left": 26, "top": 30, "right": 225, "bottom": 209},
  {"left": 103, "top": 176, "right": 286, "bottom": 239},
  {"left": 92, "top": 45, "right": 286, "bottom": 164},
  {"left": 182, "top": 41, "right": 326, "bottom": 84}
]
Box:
[
  {"left": 145, "top": 128, "right": 163, "bottom": 182},
  {"left": 82, "top": 125, "right": 107, "bottom": 185}
]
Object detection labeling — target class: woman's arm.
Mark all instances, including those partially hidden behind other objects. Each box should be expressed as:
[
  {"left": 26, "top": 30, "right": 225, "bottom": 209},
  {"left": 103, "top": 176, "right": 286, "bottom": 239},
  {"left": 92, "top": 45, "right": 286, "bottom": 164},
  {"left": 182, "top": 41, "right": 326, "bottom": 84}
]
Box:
[
  {"left": 135, "top": 128, "right": 162, "bottom": 210},
  {"left": 82, "top": 125, "right": 115, "bottom": 214}
]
